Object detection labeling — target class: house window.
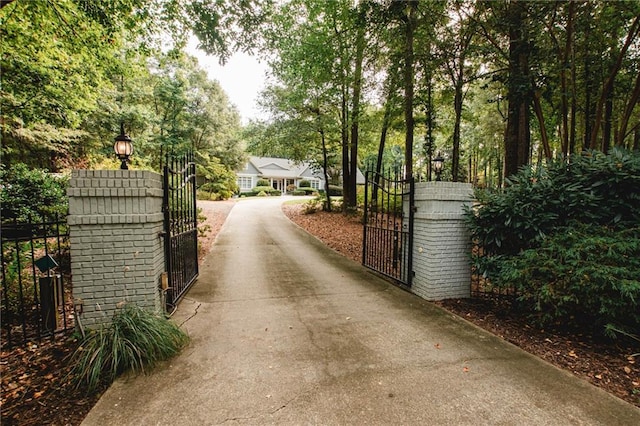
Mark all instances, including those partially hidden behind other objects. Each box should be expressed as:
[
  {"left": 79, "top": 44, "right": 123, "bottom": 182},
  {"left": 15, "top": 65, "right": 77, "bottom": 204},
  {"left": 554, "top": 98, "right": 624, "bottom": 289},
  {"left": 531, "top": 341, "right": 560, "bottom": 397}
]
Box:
[
  {"left": 237, "top": 176, "right": 252, "bottom": 190},
  {"left": 310, "top": 179, "right": 320, "bottom": 190}
]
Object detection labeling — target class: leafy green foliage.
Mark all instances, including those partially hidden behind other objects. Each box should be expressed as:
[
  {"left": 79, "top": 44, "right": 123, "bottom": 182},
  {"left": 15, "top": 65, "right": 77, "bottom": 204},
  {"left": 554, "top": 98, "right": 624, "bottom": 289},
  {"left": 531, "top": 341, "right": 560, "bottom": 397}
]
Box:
[
  {"left": 467, "top": 149, "right": 640, "bottom": 334},
  {"left": 467, "top": 149, "right": 640, "bottom": 256},
  {"left": 0, "top": 164, "right": 68, "bottom": 221},
  {"left": 299, "top": 179, "right": 311, "bottom": 188},
  {"left": 69, "top": 304, "right": 189, "bottom": 392},
  {"left": 490, "top": 225, "right": 640, "bottom": 333},
  {"left": 256, "top": 179, "right": 270, "bottom": 187}
]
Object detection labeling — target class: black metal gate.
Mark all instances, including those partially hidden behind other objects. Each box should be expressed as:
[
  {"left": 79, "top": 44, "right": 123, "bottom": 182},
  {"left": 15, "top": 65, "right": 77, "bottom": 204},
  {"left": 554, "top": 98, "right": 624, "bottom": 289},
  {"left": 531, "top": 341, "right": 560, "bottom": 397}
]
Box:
[
  {"left": 163, "top": 152, "right": 199, "bottom": 312},
  {"left": 362, "top": 170, "right": 415, "bottom": 287}
]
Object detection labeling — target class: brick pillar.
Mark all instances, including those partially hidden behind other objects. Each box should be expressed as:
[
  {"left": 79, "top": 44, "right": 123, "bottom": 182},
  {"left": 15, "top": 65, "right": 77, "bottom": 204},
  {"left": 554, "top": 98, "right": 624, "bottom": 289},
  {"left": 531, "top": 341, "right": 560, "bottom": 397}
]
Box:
[
  {"left": 411, "top": 182, "right": 473, "bottom": 301},
  {"left": 67, "top": 170, "right": 165, "bottom": 328}
]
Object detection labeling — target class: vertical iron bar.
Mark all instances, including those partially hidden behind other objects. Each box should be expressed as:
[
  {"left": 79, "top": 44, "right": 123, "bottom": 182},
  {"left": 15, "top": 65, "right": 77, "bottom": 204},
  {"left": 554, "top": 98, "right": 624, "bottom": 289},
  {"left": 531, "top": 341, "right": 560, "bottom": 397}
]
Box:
[
  {"left": 14, "top": 218, "right": 27, "bottom": 344},
  {"left": 1, "top": 233, "right": 12, "bottom": 347},
  {"left": 362, "top": 170, "right": 369, "bottom": 265},
  {"left": 407, "top": 177, "right": 415, "bottom": 287},
  {"left": 29, "top": 218, "right": 40, "bottom": 339}
]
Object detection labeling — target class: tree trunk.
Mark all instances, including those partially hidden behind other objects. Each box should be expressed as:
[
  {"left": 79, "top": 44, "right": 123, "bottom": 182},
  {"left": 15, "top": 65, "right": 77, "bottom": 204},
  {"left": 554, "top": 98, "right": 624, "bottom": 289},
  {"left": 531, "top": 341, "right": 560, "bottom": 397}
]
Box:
[
  {"left": 452, "top": 79, "right": 463, "bottom": 181},
  {"left": 602, "top": 88, "right": 613, "bottom": 153},
  {"left": 616, "top": 68, "right": 640, "bottom": 146},
  {"left": 589, "top": 15, "right": 640, "bottom": 149},
  {"left": 403, "top": 1, "right": 417, "bottom": 179},
  {"left": 504, "top": 1, "right": 531, "bottom": 179},
  {"left": 320, "top": 128, "right": 332, "bottom": 212},
  {"left": 532, "top": 90, "right": 552, "bottom": 159},
  {"left": 341, "top": 86, "right": 351, "bottom": 213},
  {"left": 348, "top": 16, "right": 365, "bottom": 211}
]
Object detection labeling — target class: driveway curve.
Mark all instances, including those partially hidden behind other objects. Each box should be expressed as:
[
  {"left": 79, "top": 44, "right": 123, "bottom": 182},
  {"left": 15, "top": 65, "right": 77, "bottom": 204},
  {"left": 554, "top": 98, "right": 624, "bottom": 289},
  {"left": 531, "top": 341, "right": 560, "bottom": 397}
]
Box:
[{"left": 83, "top": 197, "right": 640, "bottom": 425}]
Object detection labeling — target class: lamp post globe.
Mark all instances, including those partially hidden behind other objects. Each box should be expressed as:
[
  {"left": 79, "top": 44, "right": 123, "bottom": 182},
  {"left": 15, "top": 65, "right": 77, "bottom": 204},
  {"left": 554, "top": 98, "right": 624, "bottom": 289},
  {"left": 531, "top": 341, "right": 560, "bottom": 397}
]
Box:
[
  {"left": 113, "top": 122, "right": 133, "bottom": 170},
  {"left": 433, "top": 152, "right": 444, "bottom": 181}
]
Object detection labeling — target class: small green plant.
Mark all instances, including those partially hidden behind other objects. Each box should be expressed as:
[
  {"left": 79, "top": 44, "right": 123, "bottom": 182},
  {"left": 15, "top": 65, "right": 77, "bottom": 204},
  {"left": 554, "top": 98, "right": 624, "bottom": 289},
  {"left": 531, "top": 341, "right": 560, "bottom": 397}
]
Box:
[
  {"left": 256, "top": 179, "right": 270, "bottom": 187},
  {"left": 69, "top": 304, "right": 189, "bottom": 392},
  {"left": 257, "top": 190, "right": 268, "bottom": 197},
  {"left": 299, "top": 180, "right": 311, "bottom": 188}
]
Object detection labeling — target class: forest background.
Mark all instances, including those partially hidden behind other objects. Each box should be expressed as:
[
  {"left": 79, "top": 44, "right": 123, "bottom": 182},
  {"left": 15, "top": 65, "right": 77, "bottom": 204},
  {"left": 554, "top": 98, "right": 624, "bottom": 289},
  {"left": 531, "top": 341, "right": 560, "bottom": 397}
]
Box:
[{"left": 2, "top": 0, "right": 639, "bottom": 206}]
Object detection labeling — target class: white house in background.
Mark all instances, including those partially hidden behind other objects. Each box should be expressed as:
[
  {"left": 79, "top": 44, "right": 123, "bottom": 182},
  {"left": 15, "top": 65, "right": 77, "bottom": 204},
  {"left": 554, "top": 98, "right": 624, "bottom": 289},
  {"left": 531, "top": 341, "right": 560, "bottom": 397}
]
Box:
[{"left": 236, "top": 156, "right": 326, "bottom": 194}]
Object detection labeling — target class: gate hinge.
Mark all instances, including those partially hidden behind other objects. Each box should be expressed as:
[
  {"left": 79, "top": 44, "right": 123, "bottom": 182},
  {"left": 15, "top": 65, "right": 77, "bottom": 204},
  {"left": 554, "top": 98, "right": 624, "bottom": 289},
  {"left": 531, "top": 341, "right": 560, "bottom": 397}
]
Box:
[
  {"left": 411, "top": 205, "right": 418, "bottom": 213},
  {"left": 158, "top": 231, "right": 167, "bottom": 238}
]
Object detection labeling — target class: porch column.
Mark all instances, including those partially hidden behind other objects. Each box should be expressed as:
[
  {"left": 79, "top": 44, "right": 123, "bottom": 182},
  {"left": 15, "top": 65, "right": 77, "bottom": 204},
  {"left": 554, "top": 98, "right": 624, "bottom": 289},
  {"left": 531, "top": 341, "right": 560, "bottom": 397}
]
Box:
[
  {"left": 67, "top": 170, "right": 165, "bottom": 328},
  {"left": 411, "top": 182, "right": 473, "bottom": 301}
]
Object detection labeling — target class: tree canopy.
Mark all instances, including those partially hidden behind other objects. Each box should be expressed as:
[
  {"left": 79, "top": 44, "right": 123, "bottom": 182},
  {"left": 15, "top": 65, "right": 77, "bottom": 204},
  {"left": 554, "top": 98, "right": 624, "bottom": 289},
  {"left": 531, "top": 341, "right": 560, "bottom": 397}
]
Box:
[
  {"left": 1, "top": 0, "right": 247, "bottom": 198},
  {"left": 247, "top": 0, "right": 640, "bottom": 191},
  {"left": 2, "top": 0, "right": 639, "bottom": 197}
]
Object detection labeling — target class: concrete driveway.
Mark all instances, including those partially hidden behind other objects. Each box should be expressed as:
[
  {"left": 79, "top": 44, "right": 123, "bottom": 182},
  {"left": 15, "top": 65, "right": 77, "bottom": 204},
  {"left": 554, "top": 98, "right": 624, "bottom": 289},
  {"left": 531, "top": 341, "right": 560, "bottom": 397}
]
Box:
[{"left": 82, "top": 197, "right": 640, "bottom": 425}]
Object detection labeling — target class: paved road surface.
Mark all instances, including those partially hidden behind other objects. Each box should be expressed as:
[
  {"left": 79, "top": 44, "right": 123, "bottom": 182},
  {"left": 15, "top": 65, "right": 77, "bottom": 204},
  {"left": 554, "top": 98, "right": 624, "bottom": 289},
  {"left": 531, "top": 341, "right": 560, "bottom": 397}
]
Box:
[{"left": 82, "top": 197, "right": 640, "bottom": 425}]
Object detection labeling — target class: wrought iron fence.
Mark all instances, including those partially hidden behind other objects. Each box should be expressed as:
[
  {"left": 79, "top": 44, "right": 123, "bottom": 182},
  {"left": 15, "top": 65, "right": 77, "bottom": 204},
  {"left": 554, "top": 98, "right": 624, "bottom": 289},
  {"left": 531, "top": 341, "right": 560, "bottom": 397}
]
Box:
[
  {"left": 162, "top": 151, "right": 199, "bottom": 313},
  {"left": 1, "top": 215, "right": 74, "bottom": 348},
  {"left": 470, "top": 241, "right": 518, "bottom": 299}
]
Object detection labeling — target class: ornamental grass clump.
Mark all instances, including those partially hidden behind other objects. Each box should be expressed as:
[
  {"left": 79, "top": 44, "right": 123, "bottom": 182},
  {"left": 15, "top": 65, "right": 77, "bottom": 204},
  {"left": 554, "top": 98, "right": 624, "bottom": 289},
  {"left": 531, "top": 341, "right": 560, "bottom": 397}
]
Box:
[{"left": 69, "top": 303, "right": 189, "bottom": 392}]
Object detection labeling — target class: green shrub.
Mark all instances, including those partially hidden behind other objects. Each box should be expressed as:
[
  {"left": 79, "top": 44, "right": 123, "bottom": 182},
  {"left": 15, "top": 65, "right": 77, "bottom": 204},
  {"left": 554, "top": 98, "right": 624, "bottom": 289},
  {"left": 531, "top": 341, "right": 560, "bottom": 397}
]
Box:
[
  {"left": 490, "top": 224, "right": 640, "bottom": 333},
  {"left": 257, "top": 190, "right": 268, "bottom": 197},
  {"left": 302, "top": 187, "right": 316, "bottom": 195},
  {"left": 69, "top": 304, "right": 189, "bottom": 392},
  {"left": 299, "top": 179, "right": 311, "bottom": 188},
  {"left": 0, "top": 163, "right": 68, "bottom": 221},
  {"left": 467, "top": 149, "right": 640, "bottom": 256},
  {"left": 467, "top": 149, "right": 640, "bottom": 335},
  {"left": 292, "top": 190, "right": 306, "bottom": 196},
  {"left": 328, "top": 185, "right": 343, "bottom": 196},
  {"left": 256, "top": 179, "right": 270, "bottom": 187},
  {"left": 252, "top": 185, "right": 275, "bottom": 193},
  {"left": 198, "top": 182, "right": 233, "bottom": 200}
]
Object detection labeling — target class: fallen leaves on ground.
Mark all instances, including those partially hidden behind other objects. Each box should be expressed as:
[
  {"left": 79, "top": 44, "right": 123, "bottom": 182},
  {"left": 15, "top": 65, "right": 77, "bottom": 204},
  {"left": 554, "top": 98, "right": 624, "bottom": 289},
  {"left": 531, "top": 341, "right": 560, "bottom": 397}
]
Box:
[{"left": 0, "top": 337, "right": 105, "bottom": 426}]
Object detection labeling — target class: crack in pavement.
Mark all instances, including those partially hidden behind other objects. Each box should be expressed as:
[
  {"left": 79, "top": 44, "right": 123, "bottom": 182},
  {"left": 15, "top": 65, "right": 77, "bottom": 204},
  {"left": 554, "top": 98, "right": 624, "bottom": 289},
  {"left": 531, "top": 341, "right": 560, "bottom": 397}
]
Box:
[{"left": 176, "top": 298, "right": 202, "bottom": 327}]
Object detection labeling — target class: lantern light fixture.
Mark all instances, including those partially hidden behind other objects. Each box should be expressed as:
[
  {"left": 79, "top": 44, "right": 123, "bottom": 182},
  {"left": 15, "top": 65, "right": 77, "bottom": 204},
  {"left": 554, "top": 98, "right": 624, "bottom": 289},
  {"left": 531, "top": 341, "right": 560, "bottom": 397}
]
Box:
[
  {"left": 433, "top": 151, "right": 445, "bottom": 181},
  {"left": 113, "top": 122, "right": 133, "bottom": 170}
]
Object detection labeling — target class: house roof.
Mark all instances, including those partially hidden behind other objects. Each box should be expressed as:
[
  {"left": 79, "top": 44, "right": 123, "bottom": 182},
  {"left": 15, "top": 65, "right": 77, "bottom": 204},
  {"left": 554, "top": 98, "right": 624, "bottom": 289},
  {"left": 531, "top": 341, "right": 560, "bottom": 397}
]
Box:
[
  {"left": 238, "top": 156, "right": 366, "bottom": 184},
  {"left": 242, "top": 156, "right": 316, "bottom": 179}
]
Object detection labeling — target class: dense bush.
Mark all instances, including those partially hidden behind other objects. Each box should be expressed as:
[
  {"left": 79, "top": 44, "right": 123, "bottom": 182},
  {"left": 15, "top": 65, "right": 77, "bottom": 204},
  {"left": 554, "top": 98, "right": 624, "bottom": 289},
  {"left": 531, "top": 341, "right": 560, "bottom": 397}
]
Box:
[
  {"left": 197, "top": 182, "right": 234, "bottom": 201},
  {"left": 195, "top": 160, "right": 238, "bottom": 201},
  {"left": 468, "top": 149, "right": 640, "bottom": 257},
  {"left": 327, "top": 185, "right": 343, "bottom": 196},
  {"left": 467, "top": 149, "right": 640, "bottom": 335},
  {"left": 299, "top": 179, "right": 311, "bottom": 188},
  {"left": 291, "top": 190, "right": 306, "bottom": 196},
  {"left": 252, "top": 185, "right": 276, "bottom": 194},
  {"left": 486, "top": 224, "right": 640, "bottom": 333},
  {"left": 256, "top": 179, "right": 270, "bottom": 187},
  {"left": 0, "top": 163, "right": 68, "bottom": 221}
]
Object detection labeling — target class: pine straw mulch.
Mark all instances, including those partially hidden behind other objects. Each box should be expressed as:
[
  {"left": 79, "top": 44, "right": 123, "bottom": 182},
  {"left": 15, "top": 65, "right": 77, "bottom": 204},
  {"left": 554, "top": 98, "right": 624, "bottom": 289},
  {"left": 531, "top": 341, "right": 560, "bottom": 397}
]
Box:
[{"left": 282, "top": 203, "right": 640, "bottom": 408}]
